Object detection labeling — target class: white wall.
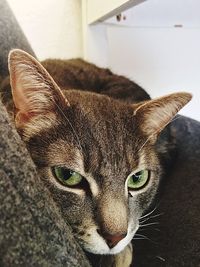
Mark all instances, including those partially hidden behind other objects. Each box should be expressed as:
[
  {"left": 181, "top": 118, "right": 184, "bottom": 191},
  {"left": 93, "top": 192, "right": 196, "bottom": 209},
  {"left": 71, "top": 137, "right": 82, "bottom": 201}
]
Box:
[
  {"left": 107, "top": 26, "right": 200, "bottom": 120},
  {"left": 7, "top": 0, "right": 83, "bottom": 60},
  {"left": 6, "top": 0, "right": 200, "bottom": 120},
  {"left": 83, "top": 0, "right": 200, "bottom": 121}
]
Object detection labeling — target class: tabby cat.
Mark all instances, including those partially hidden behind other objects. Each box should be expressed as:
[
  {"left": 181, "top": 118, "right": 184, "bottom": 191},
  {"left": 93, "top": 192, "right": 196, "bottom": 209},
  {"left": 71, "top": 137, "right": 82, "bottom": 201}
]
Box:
[{"left": 7, "top": 49, "right": 191, "bottom": 267}]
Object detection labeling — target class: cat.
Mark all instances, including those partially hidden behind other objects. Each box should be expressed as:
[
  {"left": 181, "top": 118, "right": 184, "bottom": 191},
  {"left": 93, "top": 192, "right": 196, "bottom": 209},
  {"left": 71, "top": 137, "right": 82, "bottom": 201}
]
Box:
[{"left": 5, "top": 49, "right": 192, "bottom": 267}]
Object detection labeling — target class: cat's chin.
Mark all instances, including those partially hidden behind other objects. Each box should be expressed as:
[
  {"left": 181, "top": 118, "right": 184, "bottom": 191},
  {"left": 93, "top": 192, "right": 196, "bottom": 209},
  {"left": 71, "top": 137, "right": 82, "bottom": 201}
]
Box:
[
  {"left": 82, "top": 222, "right": 138, "bottom": 255},
  {"left": 83, "top": 233, "right": 133, "bottom": 255}
]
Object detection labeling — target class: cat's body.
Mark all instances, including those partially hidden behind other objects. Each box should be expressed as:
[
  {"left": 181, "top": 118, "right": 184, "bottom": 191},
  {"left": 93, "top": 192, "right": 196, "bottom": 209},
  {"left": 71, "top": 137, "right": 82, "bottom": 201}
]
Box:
[
  {"left": 42, "top": 58, "right": 150, "bottom": 104},
  {"left": 1, "top": 50, "right": 198, "bottom": 267},
  {"left": 0, "top": 58, "right": 150, "bottom": 113}
]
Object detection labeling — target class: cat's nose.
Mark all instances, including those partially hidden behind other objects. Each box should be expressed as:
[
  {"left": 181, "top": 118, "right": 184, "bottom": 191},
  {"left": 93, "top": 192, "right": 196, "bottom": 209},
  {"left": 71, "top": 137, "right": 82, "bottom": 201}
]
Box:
[
  {"left": 104, "top": 233, "right": 127, "bottom": 248},
  {"left": 97, "top": 229, "right": 127, "bottom": 248}
]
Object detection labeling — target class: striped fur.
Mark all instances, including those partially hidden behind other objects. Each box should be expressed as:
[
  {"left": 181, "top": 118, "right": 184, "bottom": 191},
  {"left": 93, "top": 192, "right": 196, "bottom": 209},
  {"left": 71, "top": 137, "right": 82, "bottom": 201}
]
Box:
[{"left": 6, "top": 49, "right": 192, "bottom": 266}]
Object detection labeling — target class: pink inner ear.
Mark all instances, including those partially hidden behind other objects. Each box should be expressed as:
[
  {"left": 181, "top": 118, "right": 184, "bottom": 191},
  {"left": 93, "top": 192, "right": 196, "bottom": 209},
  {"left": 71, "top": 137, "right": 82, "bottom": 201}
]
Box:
[
  {"left": 11, "top": 73, "right": 39, "bottom": 125},
  {"left": 13, "top": 88, "right": 29, "bottom": 113},
  {"left": 9, "top": 49, "right": 70, "bottom": 127},
  {"left": 11, "top": 72, "right": 30, "bottom": 114},
  {"left": 15, "top": 111, "right": 34, "bottom": 125}
]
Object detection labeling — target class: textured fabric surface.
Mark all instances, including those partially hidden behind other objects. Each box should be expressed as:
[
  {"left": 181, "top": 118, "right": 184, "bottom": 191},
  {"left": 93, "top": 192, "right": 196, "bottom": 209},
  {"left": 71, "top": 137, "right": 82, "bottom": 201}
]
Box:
[
  {"left": 132, "top": 116, "right": 200, "bottom": 267},
  {"left": 0, "top": 0, "right": 35, "bottom": 77},
  {"left": 0, "top": 0, "right": 90, "bottom": 265},
  {"left": 0, "top": 101, "right": 90, "bottom": 267}
]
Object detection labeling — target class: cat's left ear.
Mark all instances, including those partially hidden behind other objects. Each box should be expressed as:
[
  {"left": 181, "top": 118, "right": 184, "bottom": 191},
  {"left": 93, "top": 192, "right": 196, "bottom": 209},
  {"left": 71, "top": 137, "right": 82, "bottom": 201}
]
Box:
[
  {"left": 8, "top": 49, "right": 69, "bottom": 127},
  {"left": 133, "top": 92, "right": 192, "bottom": 142}
]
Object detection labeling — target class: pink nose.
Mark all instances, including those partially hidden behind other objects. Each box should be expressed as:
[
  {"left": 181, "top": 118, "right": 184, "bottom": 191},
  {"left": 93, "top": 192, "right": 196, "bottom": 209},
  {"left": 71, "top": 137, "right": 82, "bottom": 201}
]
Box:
[{"left": 97, "top": 230, "right": 127, "bottom": 248}]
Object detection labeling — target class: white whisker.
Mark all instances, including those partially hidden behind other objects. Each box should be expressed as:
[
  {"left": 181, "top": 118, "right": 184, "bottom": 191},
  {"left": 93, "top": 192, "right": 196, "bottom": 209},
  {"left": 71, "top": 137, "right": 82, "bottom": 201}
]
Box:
[
  {"left": 148, "top": 212, "right": 164, "bottom": 219},
  {"left": 140, "top": 213, "right": 163, "bottom": 225},
  {"left": 52, "top": 97, "right": 85, "bottom": 157},
  {"left": 152, "top": 228, "right": 161, "bottom": 232},
  {"left": 169, "top": 114, "right": 181, "bottom": 124},
  {"left": 135, "top": 233, "right": 147, "bottom": 238},
  {"left": 134, "top": 114, "right": 182, "bottom": 154},
  {"left": 139, "top": 222, "right": 159, "bottom": 228},
  {"left": 140, "top": 205, "right": 159, "bottom": 220},
  {"left": 134, "top": 233, "right": 157, "bottom": 244},
  {"left": 138, "top": 227, "right": 161, "bottom": 233}
]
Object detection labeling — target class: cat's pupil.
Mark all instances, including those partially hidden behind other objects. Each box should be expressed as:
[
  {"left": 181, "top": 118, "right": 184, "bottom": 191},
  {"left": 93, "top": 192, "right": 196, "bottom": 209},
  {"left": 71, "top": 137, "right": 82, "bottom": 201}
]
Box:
[
  {"left": 52, "top": 167, "right": 84, "bottom": 188},
  {"left": 62, "top": 169, "right": 73, "bottom": 180},
  {"left": 52, "top": 166, "right": 74, "bottom": 181},
  {"left": 132, "top": 172, "right": 141, "bottom": 183}
]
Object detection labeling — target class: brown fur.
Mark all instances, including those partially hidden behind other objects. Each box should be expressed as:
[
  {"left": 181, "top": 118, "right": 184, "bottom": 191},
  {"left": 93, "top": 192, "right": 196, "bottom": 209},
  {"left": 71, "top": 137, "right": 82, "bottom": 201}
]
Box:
[
  {"left": 2, "top": 49, "right": 192, "bottom": 267},
  {"left": 42, "top": 58, "right": 150, "bottom": 104},
  {"left": 0, "top": 58, "right": 150, "bottom": 114}
]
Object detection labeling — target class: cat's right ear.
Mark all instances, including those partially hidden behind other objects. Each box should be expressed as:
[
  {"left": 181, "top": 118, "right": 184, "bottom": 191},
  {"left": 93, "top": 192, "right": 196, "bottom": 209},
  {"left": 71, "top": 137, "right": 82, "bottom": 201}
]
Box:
[
  {"left": 133, "top": 92, "right": 192, "bottom": 142},
  {"left": 8, "top": 49, "right": 69, "bottom": 127}
]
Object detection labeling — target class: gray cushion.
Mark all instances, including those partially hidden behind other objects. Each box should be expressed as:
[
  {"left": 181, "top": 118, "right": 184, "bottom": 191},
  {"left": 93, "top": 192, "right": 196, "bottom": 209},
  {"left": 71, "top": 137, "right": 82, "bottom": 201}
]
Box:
[{"left": 0, "top": 101, "right": 90, "bottom": 267}]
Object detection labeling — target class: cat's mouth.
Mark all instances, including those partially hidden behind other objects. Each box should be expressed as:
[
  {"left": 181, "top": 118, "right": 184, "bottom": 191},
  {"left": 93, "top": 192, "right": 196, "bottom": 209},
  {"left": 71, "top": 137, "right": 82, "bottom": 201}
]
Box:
[{"left": 80, "top": 220, "right": 138, "bottom": 255}]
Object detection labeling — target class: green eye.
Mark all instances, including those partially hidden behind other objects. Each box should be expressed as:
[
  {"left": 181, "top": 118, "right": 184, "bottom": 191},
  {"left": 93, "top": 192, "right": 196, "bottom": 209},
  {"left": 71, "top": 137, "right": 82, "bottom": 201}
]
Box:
[
  {"left": 52, "top": 166, "right": 83, "bottom": 187},
  {"left": 127, "top": 170, "right": 149, "bottom": 190}
]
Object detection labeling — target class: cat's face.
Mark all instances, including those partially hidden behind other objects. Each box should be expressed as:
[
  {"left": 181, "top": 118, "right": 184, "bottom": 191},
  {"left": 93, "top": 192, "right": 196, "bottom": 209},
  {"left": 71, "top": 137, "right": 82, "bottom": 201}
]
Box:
[
  {"left": 8, "top": 49, "right": 192, "bottom": 255},
  {"left": 25, "top": 91, "right": 161, "bottom": 255}
]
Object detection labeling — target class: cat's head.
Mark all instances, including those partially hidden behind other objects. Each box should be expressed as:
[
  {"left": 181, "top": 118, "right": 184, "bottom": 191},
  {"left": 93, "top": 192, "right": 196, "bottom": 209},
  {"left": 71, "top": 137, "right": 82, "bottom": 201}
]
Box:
[{"left": 8, "top": 49, "right": 192, "bottom": 255}]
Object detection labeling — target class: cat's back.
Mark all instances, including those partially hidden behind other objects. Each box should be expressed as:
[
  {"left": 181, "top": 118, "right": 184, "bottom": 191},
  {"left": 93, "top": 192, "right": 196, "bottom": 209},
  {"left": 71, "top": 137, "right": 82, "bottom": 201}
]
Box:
[
  {"left": 41, "top": 58, "right": 150, "bottom": 103},
  {"left": 0, "top": 58, "right": 150, "bottom": 114}
]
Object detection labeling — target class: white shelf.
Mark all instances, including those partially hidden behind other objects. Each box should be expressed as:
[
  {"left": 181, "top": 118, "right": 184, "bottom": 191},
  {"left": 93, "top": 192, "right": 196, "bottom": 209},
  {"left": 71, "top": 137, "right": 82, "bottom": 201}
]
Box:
[
  {"left": 86, "top": 0, "right": 145, "bottom": 24},
  {"left": 104, "top": 0, "right": 200, "bottom": 28},
  {"left": 82, "top": 0, "right": 200, "bottom": 120}
]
